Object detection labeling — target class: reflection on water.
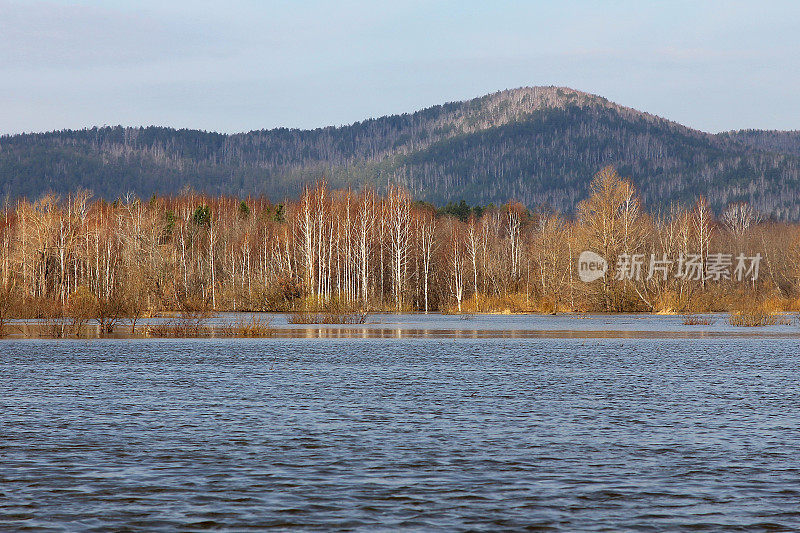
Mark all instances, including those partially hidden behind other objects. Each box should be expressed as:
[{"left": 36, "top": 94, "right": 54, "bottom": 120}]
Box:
[
  {"left": 252, "top": 326, "right": 800, "bottom": 339},
  {"left": 1, "top": 337, "right": 800, "bottom": 530},
  {"left": 4, "top": 312, "right": 800, "bottom": 339}
]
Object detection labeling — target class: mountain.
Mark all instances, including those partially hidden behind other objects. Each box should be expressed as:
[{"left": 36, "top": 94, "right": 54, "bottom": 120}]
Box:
[
  {"left": 720, "top": 129, "right": 800, "bottom": 157},
  {"left": 2, "top": 86, "right": 800, "bottom": 219}
]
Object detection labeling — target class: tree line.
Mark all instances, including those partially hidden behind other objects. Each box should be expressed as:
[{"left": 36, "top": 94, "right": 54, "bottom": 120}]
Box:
[
  {"left": 1, "top": 167, "right": 798, "bottom": 329},
  {"left": 4, "top": 87, "right": 800, "bottom": 220}
]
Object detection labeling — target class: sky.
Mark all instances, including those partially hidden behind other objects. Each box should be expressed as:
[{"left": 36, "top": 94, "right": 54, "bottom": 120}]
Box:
[{"left": 1, "top": 0, "right": 799, "bottom": 135}]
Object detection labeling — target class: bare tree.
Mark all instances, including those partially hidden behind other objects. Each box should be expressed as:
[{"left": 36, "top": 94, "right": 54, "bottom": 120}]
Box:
[{"left": 386, "top": 186, "right": 411, "bottom": 311}]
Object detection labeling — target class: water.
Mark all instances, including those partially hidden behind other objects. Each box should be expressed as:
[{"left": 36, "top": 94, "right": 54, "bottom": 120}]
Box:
[
  {"left": 8, "top": 312, "right": 800, "bottom": 339},
  {"left": 2, "top": 317, "right": 800, "bottom": 530}
]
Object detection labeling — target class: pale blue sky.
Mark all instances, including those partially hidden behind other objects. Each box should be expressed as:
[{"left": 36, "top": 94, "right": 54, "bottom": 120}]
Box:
[{"left": 1, "top": 0, "right": 799, "bottom": 135}]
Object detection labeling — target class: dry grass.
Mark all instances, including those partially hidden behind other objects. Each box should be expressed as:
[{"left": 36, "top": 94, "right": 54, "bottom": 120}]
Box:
[
  {"left": 457, "top": 292, "right": 547, "bottom": 314},
  {"left": 682, "top": 314, "right": 716, "bottom": 326},
  {"left": 217, "top": 316, "right": 274, "bottom": 337},
  {"left": 728, "top": 309, "right": 777, "bottom": 327},
  {"left": 146, "top": 316, "right": 275, "bottom": 337},
  {"left": 727, "top": 296, "right": 794, "bottom": 327},
  {"left": 145, "top": 322, "right": 211, "bottom": 338},
  {"left": 728, "top": 308, "right": 791, "bottom": 327},
  {"left": 287, "top": 295, "right": 369, "bottom": 324},
  {"left": 288, "top": 311, "right": 368, "bottom": 324}
]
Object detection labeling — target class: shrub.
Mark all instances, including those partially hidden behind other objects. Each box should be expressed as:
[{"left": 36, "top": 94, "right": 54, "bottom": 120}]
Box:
[
  {"left": 682, "top": 314, "right": 716, "bottom": 326},
  {"left": 0, "top": 280, "right": 20, "bottom": 338},
  {"left": 727, "top": 308, "right": 789, "bottom": 327},
  {"left": 457, "top": 292, "right": 565, "bottom": 314},
  {"left": 217, "top": 316, "right": 274, "bottom": 337},
  {"left": 288, "top": 311, "right": 368, "bottom": 324},
  {"left": 288, "top": 294, "right": 369, "bottom": 323},
  {"left": 147, "top": 315, "right": 275, "bottom": 338},
  {"left": 145, "top": 322, "right": 211, "bottom": 338}
]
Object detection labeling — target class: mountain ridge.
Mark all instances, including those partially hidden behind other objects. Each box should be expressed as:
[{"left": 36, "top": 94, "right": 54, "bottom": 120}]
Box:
[{"left": 2, "top": 86, "right": 799, "bottom": 218}]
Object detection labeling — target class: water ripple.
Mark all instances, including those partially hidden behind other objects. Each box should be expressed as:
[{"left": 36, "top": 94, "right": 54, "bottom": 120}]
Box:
[{"left": 1, "top": 337, "right": 800, "bottom": 530}]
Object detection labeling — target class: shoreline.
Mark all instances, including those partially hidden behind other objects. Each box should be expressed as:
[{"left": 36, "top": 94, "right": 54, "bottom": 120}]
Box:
[{"left": 1, "top": 312, "right": 797, "bottom": 340}]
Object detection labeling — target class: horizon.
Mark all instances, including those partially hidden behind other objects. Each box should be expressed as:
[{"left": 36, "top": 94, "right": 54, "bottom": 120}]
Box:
[
  {"left": 2, "top": 1, "right": 799, "bottom": 136},
  {"left": 4, "top": 85, "right": 798, "bottom": 138}
]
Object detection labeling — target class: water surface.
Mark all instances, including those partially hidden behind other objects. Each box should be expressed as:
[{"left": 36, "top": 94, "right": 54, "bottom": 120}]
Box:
[{"left": 2, "top": 324, "right": 800, "bottom": 530}]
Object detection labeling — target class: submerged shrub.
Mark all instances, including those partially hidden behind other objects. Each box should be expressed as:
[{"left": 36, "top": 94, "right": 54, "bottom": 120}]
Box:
[
  {"left": 217, "top": 316, "right": 274, "bottom": 337},
  {"left": 145, "top": 322, "right": 211, "bottom": 338},
  {"left": 728, "top": 308, "right": 788, "bottom": 327},
  {"left": 682, "top": 314, "right": 716, "bottom": 326},
  {"left": 288, "top": 311, "right": 367, "bottom": 324}
]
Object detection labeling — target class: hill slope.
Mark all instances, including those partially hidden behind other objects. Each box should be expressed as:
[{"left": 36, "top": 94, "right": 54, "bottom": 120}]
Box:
[{"left": 2, "top": 87, "right": 800, "bottom": 218}]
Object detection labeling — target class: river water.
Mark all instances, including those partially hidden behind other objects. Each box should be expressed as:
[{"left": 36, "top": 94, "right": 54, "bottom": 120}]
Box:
[{"left": 2, "top": 315, "right": 800, "bottom": 530}]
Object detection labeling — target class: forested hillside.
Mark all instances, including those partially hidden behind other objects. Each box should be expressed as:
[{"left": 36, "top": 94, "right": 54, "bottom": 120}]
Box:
[
  {"left": 2, "top": 87, "right": 800, "bottom": 218},
  {"left": 721, "top": 130, "right": 800, "bottom": 157}
]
